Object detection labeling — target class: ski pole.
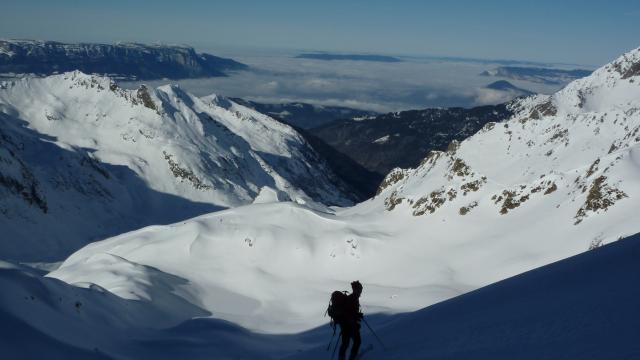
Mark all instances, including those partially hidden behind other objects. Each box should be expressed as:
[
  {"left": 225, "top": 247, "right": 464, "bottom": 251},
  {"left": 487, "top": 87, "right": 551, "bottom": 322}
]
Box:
[
  {"left": 331, "top": 330, "right": 342, "bottom": 360},
  {"left": 326, "top": 328, "right": 336, "bottom": 351},
  {"left": 362, "top": 317, "right": 387, "bottom": 351}
]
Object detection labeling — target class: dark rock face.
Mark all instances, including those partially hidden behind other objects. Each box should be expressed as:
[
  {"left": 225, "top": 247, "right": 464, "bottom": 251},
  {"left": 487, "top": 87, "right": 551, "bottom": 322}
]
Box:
[
  {"left": 294, "top": 128, "right": 382, "bottom": 201},
  {"left": 0, "top": 40, "right": 248, "bottom": 80},
  {"left": 485, "top": 80, "right": 534, "bottom": 96},
  {"left": 620, "top": 61, "right": 640, "bottom": 79},
  {"left": 309, "top": 105, "right": 513, "bottom": 180},
  {"left": 0, "top": 130, "right": 48, "bottom": 214}
]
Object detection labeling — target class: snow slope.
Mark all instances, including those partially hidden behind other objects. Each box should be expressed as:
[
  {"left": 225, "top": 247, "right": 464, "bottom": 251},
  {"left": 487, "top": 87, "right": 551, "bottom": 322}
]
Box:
[
  {"left": 4, "top": 231, "right": 640, "bottom": 359},
  {"left": 0, "top": 71, "right": 353, "bottom": 261},
  {"left": 289, "top": 231, "right": 640, "bottom": 360},
  {"left": 47, "top": 48, "right": 640, "bottom": 336},
  {"left": 49, "top": 202, "right": 397, "bottom": 333}
]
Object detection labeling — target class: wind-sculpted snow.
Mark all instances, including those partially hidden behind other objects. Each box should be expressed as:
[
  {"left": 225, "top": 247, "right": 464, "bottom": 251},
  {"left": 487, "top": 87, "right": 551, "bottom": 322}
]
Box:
[{"left": 0, "top": 71, "right": 353, "bottom": 261}]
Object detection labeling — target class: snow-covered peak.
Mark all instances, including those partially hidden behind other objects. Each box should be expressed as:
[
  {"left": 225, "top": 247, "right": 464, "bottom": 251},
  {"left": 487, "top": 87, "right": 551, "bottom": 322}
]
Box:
[
  {"left": 3, "top": 70, "right": 116, "bottom": 90},
  {"left": 201, "top": 93, "right": 234, "bottom": 109},
  {"left": 542, "top": 47, "right": 640, "bottom": 114}
]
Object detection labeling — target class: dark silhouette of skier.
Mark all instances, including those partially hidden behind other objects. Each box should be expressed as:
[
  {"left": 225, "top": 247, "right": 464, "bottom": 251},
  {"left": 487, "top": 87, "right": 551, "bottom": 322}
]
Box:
[{"left": 338, "top": 280, "right": 363, "bottom": 360}]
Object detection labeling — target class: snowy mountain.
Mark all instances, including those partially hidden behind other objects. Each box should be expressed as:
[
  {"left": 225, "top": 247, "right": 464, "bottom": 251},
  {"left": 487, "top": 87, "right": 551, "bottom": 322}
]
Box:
[
  {"left": 0, "top": 39, "right": 248, "bottom": 79},
  {"left": 42, "top": 47, "right": 640, "bottom": 340},
  {"left": 375, "top": 46, "right": 640, "bottom": 227},
  {"left": 0, "top": 71, "right": 354, "bottom": 261}
]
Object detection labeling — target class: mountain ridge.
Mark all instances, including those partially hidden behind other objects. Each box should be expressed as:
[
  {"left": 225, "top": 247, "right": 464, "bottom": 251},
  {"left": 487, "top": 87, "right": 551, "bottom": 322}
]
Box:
[
  {"left": 369, "top": 49, "right": 640, "bottom": 260},
  {"left": 0, "top": 40, "right": 248, "bottom": 80},
  {"left": 0, "top": 71, "right": 354, "bottom": 261}
]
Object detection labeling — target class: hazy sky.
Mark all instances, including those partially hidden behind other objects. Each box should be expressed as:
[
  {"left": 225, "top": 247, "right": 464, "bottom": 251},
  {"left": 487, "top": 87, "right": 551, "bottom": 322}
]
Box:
[{"left": 1, "top": 0, "right": 638, "bottom": 64}]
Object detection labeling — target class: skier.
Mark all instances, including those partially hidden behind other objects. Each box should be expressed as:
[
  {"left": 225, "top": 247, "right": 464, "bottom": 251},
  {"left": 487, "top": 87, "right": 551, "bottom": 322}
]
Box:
[{"left": 337, "top": 280, "right": 363, "bottom": 360}]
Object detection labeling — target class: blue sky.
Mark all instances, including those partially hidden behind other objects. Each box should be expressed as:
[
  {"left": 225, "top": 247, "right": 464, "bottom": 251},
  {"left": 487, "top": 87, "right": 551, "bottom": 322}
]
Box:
[{"left": 1, "top": 0, "right": 638, "bottom": 64}]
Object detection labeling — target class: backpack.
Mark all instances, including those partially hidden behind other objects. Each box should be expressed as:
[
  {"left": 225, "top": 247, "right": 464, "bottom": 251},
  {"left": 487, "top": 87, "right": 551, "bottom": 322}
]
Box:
[{"left": 327, "top": 290, "right": 348, "bottom": 326}]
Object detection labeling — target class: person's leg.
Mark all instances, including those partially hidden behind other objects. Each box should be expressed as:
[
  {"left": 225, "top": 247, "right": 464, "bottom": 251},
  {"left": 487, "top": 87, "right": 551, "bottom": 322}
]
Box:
[
  {"left": 338, "top": 326, "right": 351, "bottom": 360},
  {"left": 348, "top": 328, "right": 361, "bottom": 360}
]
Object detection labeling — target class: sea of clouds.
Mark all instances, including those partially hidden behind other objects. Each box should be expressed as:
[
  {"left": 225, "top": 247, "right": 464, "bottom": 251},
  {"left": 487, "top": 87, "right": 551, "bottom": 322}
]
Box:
[{"left": 123, "top": 48, "right": 564, "bottom": 113}]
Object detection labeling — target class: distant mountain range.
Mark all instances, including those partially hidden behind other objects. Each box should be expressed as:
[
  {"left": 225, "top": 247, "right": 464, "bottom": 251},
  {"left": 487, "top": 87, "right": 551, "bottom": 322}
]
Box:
[
  {"left": 0, "top": 40, "right": 248, "bottom": 80},
  {"left": 0, "top": 72, "right": 353, "bottom": 261},
  {"left": 295, "top": 53, "right": 403, "bottom": 62},
  {"left": 481, "top": 66, "right": 592, "bottom": 84}
]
